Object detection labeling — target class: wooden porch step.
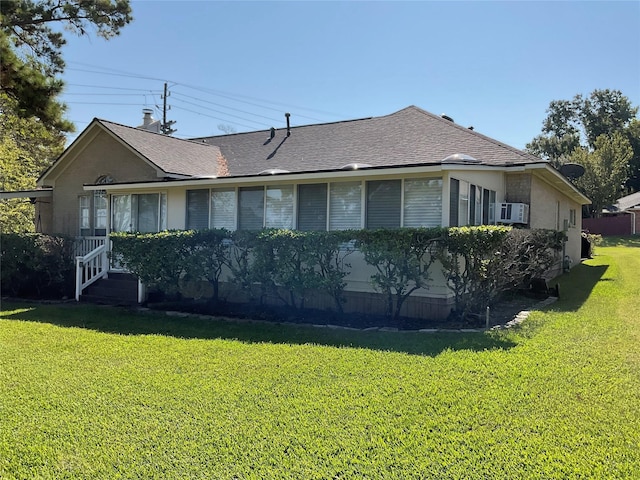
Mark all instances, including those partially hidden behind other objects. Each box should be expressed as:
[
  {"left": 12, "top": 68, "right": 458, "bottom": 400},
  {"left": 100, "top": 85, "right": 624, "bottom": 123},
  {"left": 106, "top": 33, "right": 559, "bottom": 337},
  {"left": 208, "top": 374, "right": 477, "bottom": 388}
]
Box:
[{"left": 80, "top": 273, "right": 138, "bottom": 306}]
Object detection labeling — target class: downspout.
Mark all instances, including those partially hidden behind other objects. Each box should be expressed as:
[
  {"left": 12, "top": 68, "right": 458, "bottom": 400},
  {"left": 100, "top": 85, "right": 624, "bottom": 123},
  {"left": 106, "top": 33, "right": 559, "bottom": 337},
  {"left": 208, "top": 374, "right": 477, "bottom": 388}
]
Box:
[{"left": 630, "top": 211, "right": 637, "bottom": 235}]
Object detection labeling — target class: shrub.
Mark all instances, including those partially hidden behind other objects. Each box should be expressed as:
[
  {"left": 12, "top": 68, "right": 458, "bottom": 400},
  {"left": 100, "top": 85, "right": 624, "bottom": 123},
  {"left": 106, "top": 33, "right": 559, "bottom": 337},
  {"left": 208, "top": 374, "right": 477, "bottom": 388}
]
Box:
[
  {"left": 355, "top": 228, "right": 444, "bottom": 324},
  {"left": 0, "top": 233, "right": 74, "bottom": 298}
]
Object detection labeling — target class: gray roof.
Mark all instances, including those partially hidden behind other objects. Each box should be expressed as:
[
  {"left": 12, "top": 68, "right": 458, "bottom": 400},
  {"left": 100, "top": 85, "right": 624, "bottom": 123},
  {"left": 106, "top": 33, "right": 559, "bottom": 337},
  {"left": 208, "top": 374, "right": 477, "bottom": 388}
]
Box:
[
  {"left": 86, "top": 106, "right": 544, "bottom": 180},
  {"left": 192, "top": 105, "right": 544, "bottom": 177},
  {"left": 615, "top": 191, "right": 640, "bottom": 211},
  {"left": 99, "top": 120, "right": 221, "bottom": 177}
]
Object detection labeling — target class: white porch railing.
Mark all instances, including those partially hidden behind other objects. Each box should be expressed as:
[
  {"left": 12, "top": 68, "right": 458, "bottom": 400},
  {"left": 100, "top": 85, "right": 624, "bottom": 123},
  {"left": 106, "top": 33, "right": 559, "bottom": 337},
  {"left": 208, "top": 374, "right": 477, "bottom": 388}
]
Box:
[
  {"left": 75, "top": 243, "right": 109, "bottom": 301},
  {"left": 74, "top": 236, "right": 107, "bottom": 257}
]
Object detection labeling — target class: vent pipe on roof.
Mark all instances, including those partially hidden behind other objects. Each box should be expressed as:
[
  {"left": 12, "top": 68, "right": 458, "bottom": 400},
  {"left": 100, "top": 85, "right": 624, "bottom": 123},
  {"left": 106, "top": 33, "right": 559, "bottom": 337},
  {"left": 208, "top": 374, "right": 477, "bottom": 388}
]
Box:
[
  {"left": 142, "top": 108, "right": 154, "bottom": 126},
  {"left": 285, "top": 112, "right": 291, "bottom": 137},
  {"left": 270, "top": 127, "right": 276, "bottom": 140}
]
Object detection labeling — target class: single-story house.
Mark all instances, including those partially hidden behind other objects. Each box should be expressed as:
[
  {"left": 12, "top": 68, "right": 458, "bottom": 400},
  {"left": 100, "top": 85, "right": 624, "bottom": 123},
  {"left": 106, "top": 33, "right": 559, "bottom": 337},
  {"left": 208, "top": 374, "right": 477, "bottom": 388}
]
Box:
[{"left": 15, "top": 106, "right": 591, "bottom": 317}]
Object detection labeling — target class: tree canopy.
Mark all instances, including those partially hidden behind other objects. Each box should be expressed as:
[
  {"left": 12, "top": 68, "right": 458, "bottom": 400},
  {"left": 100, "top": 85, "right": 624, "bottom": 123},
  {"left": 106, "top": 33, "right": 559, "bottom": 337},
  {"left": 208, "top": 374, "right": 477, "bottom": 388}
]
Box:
[
  {"left": 526, "top": 89, "right": 640, "bottom": 203},
  {"left": 0, "top": 93, "right": 65, "bottom": 232},
  {"left": 0, "top": 0, "right": 132, "bottom": 132}
]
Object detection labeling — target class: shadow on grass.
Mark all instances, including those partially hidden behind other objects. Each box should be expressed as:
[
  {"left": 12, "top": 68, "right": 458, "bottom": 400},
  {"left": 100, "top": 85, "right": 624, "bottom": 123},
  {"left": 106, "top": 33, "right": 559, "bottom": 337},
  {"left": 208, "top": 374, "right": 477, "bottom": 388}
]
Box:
[
  {"left": 600, "top": 236, "right": 640, "bottom": 248},
  {"left": 1, "top": 301, "right": 516, "bottom": 357},
  {"left": 549, "top": 261, "right": 609, "bottom": 312}
]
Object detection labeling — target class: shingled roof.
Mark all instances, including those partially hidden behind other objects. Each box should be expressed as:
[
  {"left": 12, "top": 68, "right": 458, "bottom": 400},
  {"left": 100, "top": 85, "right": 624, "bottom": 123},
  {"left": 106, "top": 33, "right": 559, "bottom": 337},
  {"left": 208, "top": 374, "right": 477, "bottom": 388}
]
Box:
[
  {"left": 99, "top": 120, "right": 222, "bottom": 177},
  {"left": 192, "top": 105, "right": 544, "bottom": 177}
]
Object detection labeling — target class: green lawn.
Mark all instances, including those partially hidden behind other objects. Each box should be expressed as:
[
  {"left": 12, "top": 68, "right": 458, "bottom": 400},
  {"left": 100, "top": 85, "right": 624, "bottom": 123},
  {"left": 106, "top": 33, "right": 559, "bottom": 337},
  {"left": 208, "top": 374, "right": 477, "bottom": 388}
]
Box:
[{"left": 1, "top": 238, "right": 639, "bottom": 479}]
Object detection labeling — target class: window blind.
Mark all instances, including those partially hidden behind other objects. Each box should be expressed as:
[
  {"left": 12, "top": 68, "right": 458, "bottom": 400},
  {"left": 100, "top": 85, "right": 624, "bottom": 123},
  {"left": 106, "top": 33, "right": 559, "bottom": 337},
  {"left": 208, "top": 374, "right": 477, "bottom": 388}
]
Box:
[
  {"left": 449, "top": 178, "right": 459, "bottom": 227},
  {"left": 186, "top": 189, "right": 210, "bottom": 230},
  {"left": 238, "top": 186, "right": 264, "bottom": 230},
  {"left": 366, "top": 180, "right": 401, "bottom": 228},
  {"left": 298, "top": 183, "right": 328, "bottom": 231},
  {"left": 211, "top": 188, "right": 236, "bottom": 230},
  {"left": 266, "top": 185, "right": 294, "bottom": 229},
  {"left": 404, "top": 178, "right": 442, "bottom": 228},
  {"left": 329, "top": 181, "right": 362, "bottom": 230}
]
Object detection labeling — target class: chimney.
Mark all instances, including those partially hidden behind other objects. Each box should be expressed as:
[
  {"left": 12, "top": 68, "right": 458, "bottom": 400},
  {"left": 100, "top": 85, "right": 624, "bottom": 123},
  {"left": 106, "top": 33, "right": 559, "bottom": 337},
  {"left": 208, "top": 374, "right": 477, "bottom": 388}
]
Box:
[
  {"left": 142, "top": 108, "right": 154, "bottom": 126},
  {"left": 285, "top": 112, "right": 291, "bottom": 137}
]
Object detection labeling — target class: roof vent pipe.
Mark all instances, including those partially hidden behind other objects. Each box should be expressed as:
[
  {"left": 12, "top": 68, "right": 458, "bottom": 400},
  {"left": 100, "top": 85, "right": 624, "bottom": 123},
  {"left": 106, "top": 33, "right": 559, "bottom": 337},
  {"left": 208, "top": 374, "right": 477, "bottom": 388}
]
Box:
[
  {"left": 270, "top": 127, "right": 276, "bottom": 140},
  {"left": 285, "top": 112, "right": 291, "bottom": 137},
  {"left": 142, "top": 108, "right": 154, "bottom": 126}
]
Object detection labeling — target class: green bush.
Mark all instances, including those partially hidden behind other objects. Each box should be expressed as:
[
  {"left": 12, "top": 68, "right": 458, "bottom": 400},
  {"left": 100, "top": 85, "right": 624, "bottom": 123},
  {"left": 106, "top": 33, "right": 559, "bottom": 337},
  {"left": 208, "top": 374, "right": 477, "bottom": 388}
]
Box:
[{"left": 0, "top": 233, "right": 74, "bottom": 298}]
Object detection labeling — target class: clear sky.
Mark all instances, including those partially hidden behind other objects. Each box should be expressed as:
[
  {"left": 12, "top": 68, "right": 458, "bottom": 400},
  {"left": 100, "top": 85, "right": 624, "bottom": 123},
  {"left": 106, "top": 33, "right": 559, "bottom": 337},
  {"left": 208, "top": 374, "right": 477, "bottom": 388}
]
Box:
[{"left": 59, "top": 0, "right": 640, "bottom": 149}]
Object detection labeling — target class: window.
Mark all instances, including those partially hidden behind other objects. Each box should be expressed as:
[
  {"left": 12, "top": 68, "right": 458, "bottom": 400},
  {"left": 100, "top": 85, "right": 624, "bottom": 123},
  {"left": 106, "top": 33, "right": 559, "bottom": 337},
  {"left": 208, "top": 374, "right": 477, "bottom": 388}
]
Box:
[
  {"left": 329, "top": 181, "right": 362, "bottom": 230},
  {"left": 186, "top": 189, "right": 210, "bottom": 230},
  {"left": 79, "top": 195, "right": 90, "bottom": 236},
  {"left": 366, "top": 180, "right": 401, "bottom": 228},
  {"left": 94, "top": 190, "right": 108, "bottom": 236},
  {"left": 403, "top": 178, "right": 443, "bottom": 228},
  {"left": 482, "top": 189, "right": 497, "bottom": 225},
  {"left": 211, "top": 188, "right": 236, "bottom": 230},
  {"left": 111, "top": 193, "right": 166, "bottom": 233},
  {"left": 569, "top": 208, "right": 577, "bottom": 227},
  {"left": 238, "top": 186, "right": 264, "bottom": 230},
  {"left": 298, "top": 184, "right": 328, "bottom": 231},
  {"left": 266, "top": 185, "right": 294, "bottom": 229}
]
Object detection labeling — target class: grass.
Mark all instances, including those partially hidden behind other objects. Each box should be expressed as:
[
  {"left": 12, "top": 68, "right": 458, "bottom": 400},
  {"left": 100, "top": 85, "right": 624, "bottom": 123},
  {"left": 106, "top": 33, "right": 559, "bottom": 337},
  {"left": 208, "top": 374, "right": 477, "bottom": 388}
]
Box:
[{"left": 1, "top": 237, "right": 639, "bottom": 479}]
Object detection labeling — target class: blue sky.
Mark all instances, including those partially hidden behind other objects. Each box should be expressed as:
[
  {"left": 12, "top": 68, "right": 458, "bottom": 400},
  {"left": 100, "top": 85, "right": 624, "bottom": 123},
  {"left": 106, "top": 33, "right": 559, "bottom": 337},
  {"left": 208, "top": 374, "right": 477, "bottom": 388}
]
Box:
[{"left": 60, "top": 1, "right": 640, "bottom": 149}]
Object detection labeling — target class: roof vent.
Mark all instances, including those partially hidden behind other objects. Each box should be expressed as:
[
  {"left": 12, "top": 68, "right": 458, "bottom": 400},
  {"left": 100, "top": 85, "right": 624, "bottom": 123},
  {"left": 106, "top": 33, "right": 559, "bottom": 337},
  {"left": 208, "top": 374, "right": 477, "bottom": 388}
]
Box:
[
  {"left": 441, "top": 114, "right": 454, "bottom": 122},
  {"left": 285, "top": 113, "right": 291, "bottom": 137},
  {"left": 442, "top": 153, "right": 481, "bottom": 164},
  {"left": 259, "top": 168, "right": 290, "bottom": 175},
  {"left": 341, "top": 163, "right": 372, "bottom": 170}
]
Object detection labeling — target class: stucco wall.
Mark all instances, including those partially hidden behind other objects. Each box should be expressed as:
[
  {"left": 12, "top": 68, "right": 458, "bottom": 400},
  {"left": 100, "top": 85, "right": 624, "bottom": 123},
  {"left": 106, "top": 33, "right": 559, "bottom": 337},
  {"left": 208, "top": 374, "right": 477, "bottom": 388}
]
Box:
[
  {"left": 45, "top": 130, "right": 160, "bottom": 236},
  {"left": 529, "top": 174, "right": 583, "bottom": 268}
]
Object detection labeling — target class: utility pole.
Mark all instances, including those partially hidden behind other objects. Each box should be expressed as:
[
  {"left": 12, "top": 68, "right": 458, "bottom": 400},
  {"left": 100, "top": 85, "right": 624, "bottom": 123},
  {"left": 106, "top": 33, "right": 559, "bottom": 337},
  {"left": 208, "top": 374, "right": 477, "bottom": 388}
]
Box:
[{"left": 161, "top": 82, "right": 177, "bottom": 135}]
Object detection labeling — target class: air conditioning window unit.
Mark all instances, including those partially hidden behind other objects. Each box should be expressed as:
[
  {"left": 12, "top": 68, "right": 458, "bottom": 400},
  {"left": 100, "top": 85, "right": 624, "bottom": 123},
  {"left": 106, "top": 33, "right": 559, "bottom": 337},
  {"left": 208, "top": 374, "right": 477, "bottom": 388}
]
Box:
[{"left": 498, "top": 203, "right": 529, "bottom": 224}]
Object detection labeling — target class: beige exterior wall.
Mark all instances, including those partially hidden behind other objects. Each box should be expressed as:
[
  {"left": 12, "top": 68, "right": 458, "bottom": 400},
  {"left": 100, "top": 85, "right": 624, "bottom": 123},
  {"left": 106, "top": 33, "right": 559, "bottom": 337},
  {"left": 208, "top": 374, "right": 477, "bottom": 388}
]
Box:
[
  {"left": 43, "top": 130, "right": 160, "bottom": 236},
  {"left": 528, "top": 174, "right": 583, "bottom": 269}
]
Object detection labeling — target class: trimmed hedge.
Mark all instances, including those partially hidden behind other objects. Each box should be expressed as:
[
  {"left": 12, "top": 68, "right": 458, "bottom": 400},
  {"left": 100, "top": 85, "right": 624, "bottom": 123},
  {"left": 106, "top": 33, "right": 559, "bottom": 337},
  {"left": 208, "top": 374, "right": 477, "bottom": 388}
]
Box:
[
  {"left": 110, "top": 227, "right": 566, "bottom": 321},
  {"left": 0, "top": 233, "right": 75, "bottom": 299}
]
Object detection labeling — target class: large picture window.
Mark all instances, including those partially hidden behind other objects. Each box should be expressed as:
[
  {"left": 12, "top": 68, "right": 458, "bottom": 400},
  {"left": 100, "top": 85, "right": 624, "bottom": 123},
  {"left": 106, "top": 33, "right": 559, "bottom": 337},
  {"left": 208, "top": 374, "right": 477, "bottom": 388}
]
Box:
[{"left": 111, "top": 193, "right": 167, "bottom": 233}]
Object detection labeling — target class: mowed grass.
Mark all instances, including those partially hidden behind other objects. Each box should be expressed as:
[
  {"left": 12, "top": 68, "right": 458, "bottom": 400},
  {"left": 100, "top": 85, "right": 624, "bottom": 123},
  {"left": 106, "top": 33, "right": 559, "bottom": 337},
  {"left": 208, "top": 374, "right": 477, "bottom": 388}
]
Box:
[{"left": 1, "top": 238, "right": 639, "bottom": 479}]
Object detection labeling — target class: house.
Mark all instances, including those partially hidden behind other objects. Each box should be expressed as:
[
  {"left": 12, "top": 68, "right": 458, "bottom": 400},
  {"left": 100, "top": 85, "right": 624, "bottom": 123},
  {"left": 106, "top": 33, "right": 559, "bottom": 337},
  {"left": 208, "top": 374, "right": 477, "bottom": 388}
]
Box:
[
  {"left": 29, "top": 106, "right": 590, "bottom": 318},
  {"left": 583, "top": 191, "right": 640, "bottom": 236}
]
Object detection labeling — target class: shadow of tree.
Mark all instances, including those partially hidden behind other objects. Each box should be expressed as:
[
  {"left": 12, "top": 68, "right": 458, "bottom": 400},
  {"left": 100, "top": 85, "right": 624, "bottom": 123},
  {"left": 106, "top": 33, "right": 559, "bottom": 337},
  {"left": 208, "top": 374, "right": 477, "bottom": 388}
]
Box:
[
  {"left": 1, "top": 302, "right": 516, "bottom": 357},
  {"left": 549, "top": 262, "right": 609, "bottom": 312}
]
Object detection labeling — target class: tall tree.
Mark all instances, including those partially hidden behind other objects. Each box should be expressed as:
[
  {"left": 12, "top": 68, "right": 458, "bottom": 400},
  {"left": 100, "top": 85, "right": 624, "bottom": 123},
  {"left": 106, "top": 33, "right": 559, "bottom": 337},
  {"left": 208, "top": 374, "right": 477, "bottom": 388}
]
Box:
[
  {"left": 571, "top": 133, "right": 632, "bottom": 218},
  {"left": 0, "top": 93, "right": 65, "bottom": 232},
  {"left": 527, "top": 89, "right": 640, "bottom": 192},
  {"left": 0, "top": 0, "right": 132, "bottom": 132}
]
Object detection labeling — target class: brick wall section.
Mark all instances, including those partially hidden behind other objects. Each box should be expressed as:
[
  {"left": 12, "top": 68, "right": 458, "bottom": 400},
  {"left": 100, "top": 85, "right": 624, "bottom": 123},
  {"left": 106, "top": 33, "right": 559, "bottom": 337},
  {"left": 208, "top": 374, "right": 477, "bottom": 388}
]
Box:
[{"left": 505, "top": 173, "right": 532, "bottom": 204}]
